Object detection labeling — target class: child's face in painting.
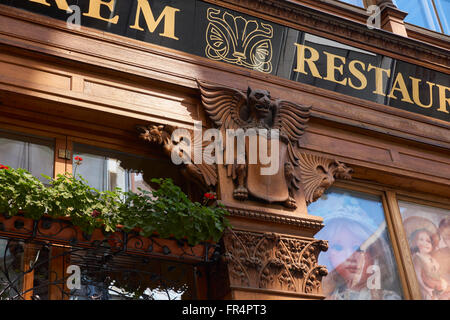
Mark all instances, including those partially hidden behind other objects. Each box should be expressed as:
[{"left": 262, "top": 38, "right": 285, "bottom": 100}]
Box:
[
  {"left": 328, "top": 228, "right": 370, "bottom": 286},
  {"left": 414, "top": 231, "right": 433, "bottom": 254}
]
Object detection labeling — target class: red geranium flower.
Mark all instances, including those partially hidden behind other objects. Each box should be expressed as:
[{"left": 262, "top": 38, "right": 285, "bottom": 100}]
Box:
[
  {"left": 74, "top": 156, "right": 83, "bottom": 162},
  {"left": 91, "top": 210, "right": 101, "bottom": 218},
  {"left": 204, "top": 193, "right": 216, "bottom": 200},
  {"left": 0, "top": 164, "right": 10, "bottom": 170}
]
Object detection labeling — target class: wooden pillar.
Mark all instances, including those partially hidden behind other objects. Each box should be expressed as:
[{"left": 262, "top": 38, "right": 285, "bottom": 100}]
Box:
[
  {"left": 21, "top": 243, "right": 40, "bottom": 300},
  {"left": 377, "top": 0, "right": 408, "bottom": 36},
  {"left": 217, "top": 205, "right": 329, "bottom": 300},
  {"left": 48, "top": 246, "right": 70, "bottom": 300}
]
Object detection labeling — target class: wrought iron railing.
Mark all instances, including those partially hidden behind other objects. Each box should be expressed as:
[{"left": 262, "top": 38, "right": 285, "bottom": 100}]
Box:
[{"left": 0, "top": 213, "right": 220, "bottom": 300}]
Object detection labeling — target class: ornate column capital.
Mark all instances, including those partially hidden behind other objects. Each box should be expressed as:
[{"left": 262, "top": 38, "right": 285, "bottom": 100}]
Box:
[{"left": 221, "top": 229, "right": 329, "bottom": 298}]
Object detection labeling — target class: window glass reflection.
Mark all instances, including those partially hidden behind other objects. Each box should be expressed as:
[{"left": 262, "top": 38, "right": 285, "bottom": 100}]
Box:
[
  {"left": 0, "top": 130, "right": 54, "bottom": 184},
  {"left": 394, "top": 0, "right": 441, "bottom": 32},
  {"left": 399, "top": 201, "right": 449, "bottom": 300},
  {"left": 72, "top": 143, "right": 183, "bottom": 194},
  {"left": 73, "top": 145, "right": 153, "bottom": 193},
  {"left": 308, "top": 188, "right": 404, "bottom": 300},
  {"left": 435, "top": 0, "right": 450, "bottom": 34}
]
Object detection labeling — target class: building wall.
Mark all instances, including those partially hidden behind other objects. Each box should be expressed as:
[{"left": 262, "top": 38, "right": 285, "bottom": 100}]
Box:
[{"left": 0, "top": 0, "right": 448, "bottom": 300}]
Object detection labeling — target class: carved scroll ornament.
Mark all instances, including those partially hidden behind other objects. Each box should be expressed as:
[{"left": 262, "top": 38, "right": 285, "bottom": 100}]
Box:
[
  {"left": 299, "top": 153, "right": 353, "bottom": 205},
  {"left": 222, "top": 229, "right": 329, "bottom": 295}
]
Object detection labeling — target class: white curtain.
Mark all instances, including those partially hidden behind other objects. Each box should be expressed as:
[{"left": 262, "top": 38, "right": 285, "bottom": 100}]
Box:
[{"left": 0, "top": 136, "right": 54, "bottom": 184}]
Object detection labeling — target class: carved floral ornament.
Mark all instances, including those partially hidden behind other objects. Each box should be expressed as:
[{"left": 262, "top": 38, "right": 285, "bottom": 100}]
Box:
[
  {"left": 222, "top": 229, "right": 329, "bottom": 294},
  {"left": 138, "top": 81, "right": 353, "bottom": 208}
]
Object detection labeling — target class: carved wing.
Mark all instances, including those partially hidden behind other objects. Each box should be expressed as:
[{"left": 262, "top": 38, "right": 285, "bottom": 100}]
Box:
[
  {"left": 272, "top": 99, "right": 311, "bottom": 172},
  {"left": 272, "top": 100, "right": 311, "bottom": 146},
  {"left": 197, "top": 80, "right": 247, "bottom": 130}
]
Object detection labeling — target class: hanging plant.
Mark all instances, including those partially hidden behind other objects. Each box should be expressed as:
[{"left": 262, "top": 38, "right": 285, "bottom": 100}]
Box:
[{"left": 0, "top": 163, "right": 230, "bottom": 246}]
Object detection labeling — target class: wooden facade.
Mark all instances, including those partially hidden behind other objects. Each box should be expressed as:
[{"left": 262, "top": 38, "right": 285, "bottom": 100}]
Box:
[{"left": 0, "top": 0, "right": 448, "bottom": 300}]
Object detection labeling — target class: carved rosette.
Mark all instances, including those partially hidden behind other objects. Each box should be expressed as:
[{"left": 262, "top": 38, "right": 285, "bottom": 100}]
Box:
[{"left": 222, "top": 229, "right": 329, "bottom": 295}]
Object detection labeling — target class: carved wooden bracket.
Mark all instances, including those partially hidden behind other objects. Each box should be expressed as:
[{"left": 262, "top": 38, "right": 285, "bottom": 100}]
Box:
[
  {"left": 222, "top": 229, "right": 329, "bottom": 295},
  {"left": 137, "top": 124, "right": 218, "bottom": 192},
  {"left": 299, "top": 153, "right": 353, "bottom": 205},
  {"left": 197, "top": 80, "right": 312, "bottom": 209}
]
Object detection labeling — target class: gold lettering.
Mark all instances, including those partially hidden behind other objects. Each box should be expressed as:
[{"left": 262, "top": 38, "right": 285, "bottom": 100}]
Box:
[
  {"left": 323, "top": 52, "right": 347, "bottom": 86},
  {"left": 387, "top": 73, "right": 413, "bottom": 103},
  {"left": 29, "top": 0, "right": 71, "bottom": 11},
  {"left": 409, "top": 77, "right": 435, "bottom": 109},
  {"left": 130, "top": 0, "right": 180, "bottom": 40},
  {"left": 348, "top": 60, "right": 367, "bottom": 90},
  {"left": 83, "top": 0, "right": 119, "bottom": 24},
  {"left": 436, "top": 84, "right": 450, "bottom": 114},
  {"left": 293, "top": 44, "right": 323, "bottom": 79},
  {"left": 368, "top": 64, "right": 391, "bottom": 96}
]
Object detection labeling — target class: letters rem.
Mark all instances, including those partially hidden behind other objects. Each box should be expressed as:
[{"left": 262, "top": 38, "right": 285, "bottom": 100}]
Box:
[{"left": 28, "top": 0, "right": 180, "bottom": 40}]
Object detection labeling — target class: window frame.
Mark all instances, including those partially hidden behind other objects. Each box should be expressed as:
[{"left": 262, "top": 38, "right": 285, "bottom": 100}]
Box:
[
  {"left": 333, "top": 179, "right": 450, "bottom": 300},
  {"left": 0, "top": 123, "right": 208, "bottom": 300},
  {"left": 331, "top": 180, "right": 412, "bottom": 299}
]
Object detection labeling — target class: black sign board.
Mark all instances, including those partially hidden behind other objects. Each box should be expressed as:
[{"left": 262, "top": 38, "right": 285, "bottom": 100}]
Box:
[{"left": 1, "top": 0, "right": 449, "bottom": 122}]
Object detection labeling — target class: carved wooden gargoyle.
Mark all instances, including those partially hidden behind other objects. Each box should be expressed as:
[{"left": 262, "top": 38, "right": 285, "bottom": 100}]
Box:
[
  {"left": 137, "top": 81, "right": 353, "bottom": 208},
  {"left": 198, "top": 80, "right": 312, "bottom": 209}
]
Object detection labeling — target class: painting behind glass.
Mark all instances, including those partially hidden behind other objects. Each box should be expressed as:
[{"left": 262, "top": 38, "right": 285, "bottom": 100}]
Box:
[
  {"left": 399, "top": 201, "right": 449, "bottom": 300},
  {"left": 308, "top": 188, "right": 404, "bottom": 300}
]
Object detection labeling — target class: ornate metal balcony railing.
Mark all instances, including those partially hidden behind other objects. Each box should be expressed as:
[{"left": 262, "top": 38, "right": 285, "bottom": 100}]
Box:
[{"left": 0, "top": 213, "right": 220, "bottom": 300}]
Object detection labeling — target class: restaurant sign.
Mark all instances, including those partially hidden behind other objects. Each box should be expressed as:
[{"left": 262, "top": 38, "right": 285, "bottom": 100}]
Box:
[{"left": 2, "top": 0, "right": 449, "bottom": 122}]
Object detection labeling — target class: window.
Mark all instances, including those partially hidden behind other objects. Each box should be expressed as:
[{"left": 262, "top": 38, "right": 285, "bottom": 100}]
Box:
[
  {"left": 72, "top": 142, "right": 184, "bottom": 194},
  {"left": 398, "top": 201, "right": 449, "bottom": 300},
  {"left": 394, "top": 0, "right": 450, "bottom": 34},
  {"left": 0, "top": 130, "right": 54, "bottom": 184},
  {"left": 72, "top": 143, "right": 155, "bottom": 193},
  {"left": 308, "top": 181, "right": 450, "bottom": 300},
  {"left": 308, "top": 187, "right": 404, "bottom": 300},
  {"left": 435, "top": 0, "right": 450, "bottom": 34}
]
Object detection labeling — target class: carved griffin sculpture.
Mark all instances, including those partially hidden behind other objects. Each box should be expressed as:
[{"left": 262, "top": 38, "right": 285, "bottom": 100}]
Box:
[
  {"left": 138, "top": 81, "right": 353, "bottom": 208},
  {"left": 198, "top": 80, "right": 311, "bottom": 209}
]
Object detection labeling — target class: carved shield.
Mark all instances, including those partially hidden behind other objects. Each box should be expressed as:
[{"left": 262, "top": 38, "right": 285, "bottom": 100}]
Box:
[{"left": 246, "top": 135, "right": 289, "bottom": 203}]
